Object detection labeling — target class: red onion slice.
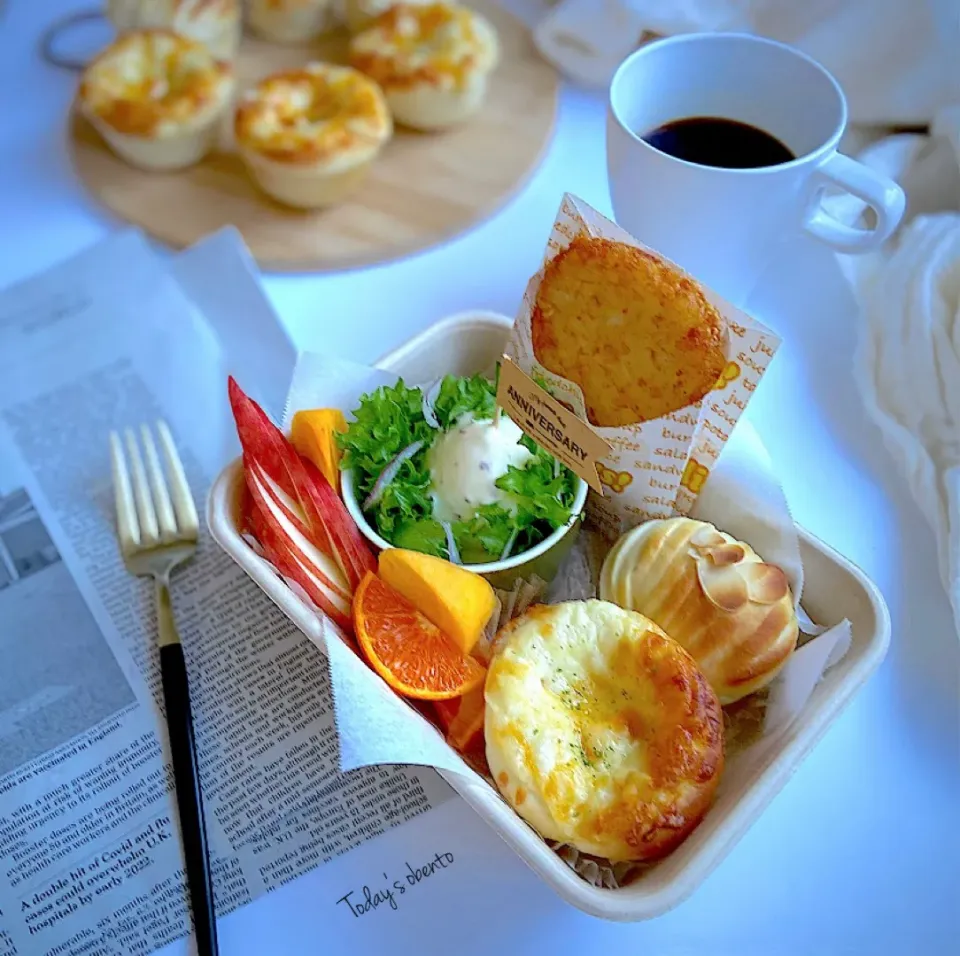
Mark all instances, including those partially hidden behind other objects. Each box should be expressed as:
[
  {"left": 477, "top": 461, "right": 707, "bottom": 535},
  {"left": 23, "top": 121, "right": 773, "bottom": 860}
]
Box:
[
  {"left": 500, "top": 527, "right": 519, "bottom": 562},
  {"left": 362, "top": 440, "right": 424, "bottom": 511},
  {"left": 441, "top": 521, "right": 461, "bottom": 564},
  {"left": 421, "top": 380, "right": 441, "bottom": 429}
]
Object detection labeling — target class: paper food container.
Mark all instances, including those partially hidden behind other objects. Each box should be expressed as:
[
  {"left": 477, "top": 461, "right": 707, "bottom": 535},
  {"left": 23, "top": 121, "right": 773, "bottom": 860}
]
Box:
[{"left": 208, "top": 309, "right": 890, "bottom": 921}]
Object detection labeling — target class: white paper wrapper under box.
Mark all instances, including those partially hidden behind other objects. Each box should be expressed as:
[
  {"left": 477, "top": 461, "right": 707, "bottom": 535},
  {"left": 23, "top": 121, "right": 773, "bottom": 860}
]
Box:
[
  {"left": 207, "top": 310, "right": 891, "bottom": 921},
  {"left": 505, "top": 193, "right": 782, "bottom": 538}
]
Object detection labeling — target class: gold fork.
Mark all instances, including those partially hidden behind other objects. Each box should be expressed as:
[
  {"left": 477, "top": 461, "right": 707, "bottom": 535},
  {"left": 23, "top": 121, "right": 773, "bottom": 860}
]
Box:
[{"left": 110, "top": 422, "right": 218, "bottom": 956}]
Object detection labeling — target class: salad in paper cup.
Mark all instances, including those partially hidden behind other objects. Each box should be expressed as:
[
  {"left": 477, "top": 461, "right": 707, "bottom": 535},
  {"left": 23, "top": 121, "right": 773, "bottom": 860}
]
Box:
[{"left": 220, "top": 194, "right": 852, "bottom": 893}]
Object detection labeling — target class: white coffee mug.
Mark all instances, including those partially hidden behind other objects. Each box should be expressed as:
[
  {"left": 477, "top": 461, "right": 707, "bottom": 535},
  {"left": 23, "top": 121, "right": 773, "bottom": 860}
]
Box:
[{"left": 607, "top": 33, "right": 906, "bottom": 304}]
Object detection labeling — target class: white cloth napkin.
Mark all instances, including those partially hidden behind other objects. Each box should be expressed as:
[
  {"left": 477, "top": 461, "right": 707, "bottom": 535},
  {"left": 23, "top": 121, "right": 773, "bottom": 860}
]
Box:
[
  {"left": 531, "top": 0, "right": 958, "bottom": 127},
  {"left": 835, "top": 109, "right": 960, "bottom": 636}
]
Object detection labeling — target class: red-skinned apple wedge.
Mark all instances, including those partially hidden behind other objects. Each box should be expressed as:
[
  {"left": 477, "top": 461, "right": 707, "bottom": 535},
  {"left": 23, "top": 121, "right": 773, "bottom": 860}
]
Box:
[
  {"left": 245, "top": 456, "right": 352, "bottom": 605},
  {"left": 245, "top": 462, "right": 353, "bottom": 633},
  {"left": 229, "top": 376, "right": 334, "bottom": 554},
  {"left": 228, "top": 377, "right": 376, "bottom": 591}
]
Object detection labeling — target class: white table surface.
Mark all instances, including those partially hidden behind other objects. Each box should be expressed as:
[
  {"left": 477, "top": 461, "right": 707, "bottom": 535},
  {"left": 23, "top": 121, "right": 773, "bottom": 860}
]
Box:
[{"left": 3, "top": 3, "right": 959, "bottom": 954}]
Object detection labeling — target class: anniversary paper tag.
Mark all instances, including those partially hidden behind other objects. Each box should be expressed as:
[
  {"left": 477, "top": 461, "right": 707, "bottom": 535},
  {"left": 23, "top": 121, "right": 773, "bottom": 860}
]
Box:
[{"left": 496, "top": 356, "right": 611, "bottom": 493}]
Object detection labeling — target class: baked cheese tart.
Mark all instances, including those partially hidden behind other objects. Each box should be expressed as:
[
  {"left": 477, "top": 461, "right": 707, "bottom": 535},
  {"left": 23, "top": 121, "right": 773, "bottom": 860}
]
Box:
[
  {"left": 106, "top": 0, "right": 242, "bottom": 61},
  {"left": 485, "top": 600, "right": 723, "bottom": 863},
  {"left": 234, "top": 63, "right": 392, "bottom": 208},
  {"left": 342, "top": 0, "right": 431, "bottom": 34},
  {"left": 77, "top": 29, "right": 234, "bottom": 171},
  {"left": 247, "top": 0, "right": 336, "bottom": 44},
  {"left": 349, "top": 2, "right": 500, "bottom": 130},
  {"left": 600, "top": 518, "right": 799, "bottom": 704}
]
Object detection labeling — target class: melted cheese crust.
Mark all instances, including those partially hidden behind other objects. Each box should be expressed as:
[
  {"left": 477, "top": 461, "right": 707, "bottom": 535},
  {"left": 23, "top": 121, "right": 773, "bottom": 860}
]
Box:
[
  {"left": 234, "top": 63, "right": 392, "bottom": 168},
  {"left": 107, "top": 1, "right": 239, "bottom": 34},
  {"left": 349, "top": 2, "right": 499, "bottom": 91},
  {"left": 107, "top": 0, "right": 241, "bottom": 59},
  {"left": 78, "top": 29, "right": 232, "bottom": 138},
  {"left": 485, "top": 600, "right": 723, "bottom": 863},
  {"left": 343, "top": 0, "right": 431, "bottom": 33},
  {"left": 247, "top": 0, "right": 335, "bottom": 44},
  {"left": 109, "top": 0, "right": 237, "bottom": 24}
]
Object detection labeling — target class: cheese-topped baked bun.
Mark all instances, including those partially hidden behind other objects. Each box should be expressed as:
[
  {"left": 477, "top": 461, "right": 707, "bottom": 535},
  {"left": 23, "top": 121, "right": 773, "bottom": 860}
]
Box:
[
  {"left": 600, "top": 517, "right": 799, "bottom": 704},
  {"left": 106, "top": 0, "right": 241, "bottom": 60},
  {"left": 77, "top": 30, "right": 234, "bottom": 171},
  {"left": 342, "top": 0, "right": 431, "bottom": 33},
  {"left": 247, "top": 0, "right": 335, "bottom": 44},
  {"left": 234, "top": 63, "right": 392, "bottom": 209},
  {"left": 485, "top": 600, "right": 723, "bottom": 863},
  {"left": 532, "top": 236, "right": 727, "bottom": 428},
  {"left": 349, "top": 3, "right": 500, "bottom": 131}
]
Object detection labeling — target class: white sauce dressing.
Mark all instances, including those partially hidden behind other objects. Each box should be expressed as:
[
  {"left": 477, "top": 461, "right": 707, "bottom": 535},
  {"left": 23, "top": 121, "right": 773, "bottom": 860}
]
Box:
[{"left": 428, "top": 413, "right": 532, "bottom": 522}]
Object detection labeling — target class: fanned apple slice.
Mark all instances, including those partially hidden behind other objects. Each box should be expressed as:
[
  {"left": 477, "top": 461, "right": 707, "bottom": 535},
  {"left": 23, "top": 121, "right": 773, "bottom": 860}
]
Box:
[
  {"left": 229, "top": 377, "right": 300, "bottom": 503},
  {"left": 247, "top": 505, "right": 353, "bottom": 635},
  {"left": 238, "top": 480, "right": 255, "bottom": 533},
  {"left": 293, "top": 453, "right": 376, "bottom": 591},
  {"left": 228, "top": 377, "right": 376, "bottom": 590},
  {"left": 229, "top": 376, "right": 330, "bottom": 553},
  {"left": 254, "top": 455, "right": 319, "bottom": 545},
  {"left": 247, "top": 458, "right": 351, "bottom": 602},
  {"left": 246, "top": 465, "right": 353, "bottom": 633}
]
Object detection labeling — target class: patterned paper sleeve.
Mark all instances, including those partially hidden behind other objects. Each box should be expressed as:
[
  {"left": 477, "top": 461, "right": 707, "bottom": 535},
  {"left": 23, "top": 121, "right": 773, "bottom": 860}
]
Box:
[{"left": 505, "top": 193, "right": 782, "bottom": 538}]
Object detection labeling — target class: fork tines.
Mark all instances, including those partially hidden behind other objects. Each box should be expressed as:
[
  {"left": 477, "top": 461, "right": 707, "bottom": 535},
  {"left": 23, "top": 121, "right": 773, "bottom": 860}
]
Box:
[{"left": 110, "top": 421, "right": 198, "bottom": 554}]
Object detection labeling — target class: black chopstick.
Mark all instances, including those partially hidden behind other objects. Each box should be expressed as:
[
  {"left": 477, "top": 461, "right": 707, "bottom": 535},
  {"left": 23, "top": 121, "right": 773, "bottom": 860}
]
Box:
[{"left": 160, "top": 643, "right": 219, "bottom": 956}]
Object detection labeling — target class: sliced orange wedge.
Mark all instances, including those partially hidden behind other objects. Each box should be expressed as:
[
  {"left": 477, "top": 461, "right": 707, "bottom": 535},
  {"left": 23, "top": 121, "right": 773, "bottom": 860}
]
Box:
[{"left": 353, "top": 573, "right": 486, "bottom": 701}]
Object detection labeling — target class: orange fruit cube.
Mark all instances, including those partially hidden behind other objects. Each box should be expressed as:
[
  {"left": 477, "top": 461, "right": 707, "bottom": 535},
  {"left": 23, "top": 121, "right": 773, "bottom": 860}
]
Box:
[
  {"left": 378, "top": 548, "right": 496, "bottom": 655},
  {"left": 290, "top": 408, "right": 347, "bottom": 492}
]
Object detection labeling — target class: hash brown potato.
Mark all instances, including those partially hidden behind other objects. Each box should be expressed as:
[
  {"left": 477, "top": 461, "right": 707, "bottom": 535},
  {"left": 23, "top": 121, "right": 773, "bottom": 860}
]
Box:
[
  {"left": 485, "top": 600, "right": 724, "bottom": 862},
  {"left": 531, "top": 235, "right": 727, "bottom": 428}
]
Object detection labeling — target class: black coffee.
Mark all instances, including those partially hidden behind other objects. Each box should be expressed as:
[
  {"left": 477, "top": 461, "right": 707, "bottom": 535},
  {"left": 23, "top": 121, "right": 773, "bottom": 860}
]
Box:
[{"left": 642, "top": 117, "right": 795, "bottom": 169}]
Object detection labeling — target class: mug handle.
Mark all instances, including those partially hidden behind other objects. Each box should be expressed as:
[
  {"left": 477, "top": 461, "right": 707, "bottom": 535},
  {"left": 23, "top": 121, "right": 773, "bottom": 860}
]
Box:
[{"left": 802, "top": 152, "right": 906, "bottom": 253}]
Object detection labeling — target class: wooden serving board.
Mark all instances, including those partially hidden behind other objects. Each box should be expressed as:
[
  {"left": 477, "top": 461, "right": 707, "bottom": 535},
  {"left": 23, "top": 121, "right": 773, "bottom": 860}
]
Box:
[{"left": 67, "top": 2, "right": 559, "bottom": 273}]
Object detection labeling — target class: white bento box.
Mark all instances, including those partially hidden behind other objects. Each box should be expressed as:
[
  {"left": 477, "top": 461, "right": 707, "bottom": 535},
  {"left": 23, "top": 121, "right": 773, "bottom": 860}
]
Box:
[{"left": 207, "top": 310, "right": 891, "bottom": 921}]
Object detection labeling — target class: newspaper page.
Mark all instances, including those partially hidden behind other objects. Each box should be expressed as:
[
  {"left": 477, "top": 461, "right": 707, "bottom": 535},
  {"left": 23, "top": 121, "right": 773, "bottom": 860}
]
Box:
[{"left": 0, "top": 230, "right": 452, "bottom": 956}]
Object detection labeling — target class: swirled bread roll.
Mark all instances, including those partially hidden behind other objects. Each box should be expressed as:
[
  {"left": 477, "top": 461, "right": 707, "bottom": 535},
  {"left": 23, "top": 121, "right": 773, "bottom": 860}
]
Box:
[
  {"left": 599, "top": 517, "right": 798, "bottom": 704},
  {"left": 484, "top": 600, "right": 723, "bottom": 863}
]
